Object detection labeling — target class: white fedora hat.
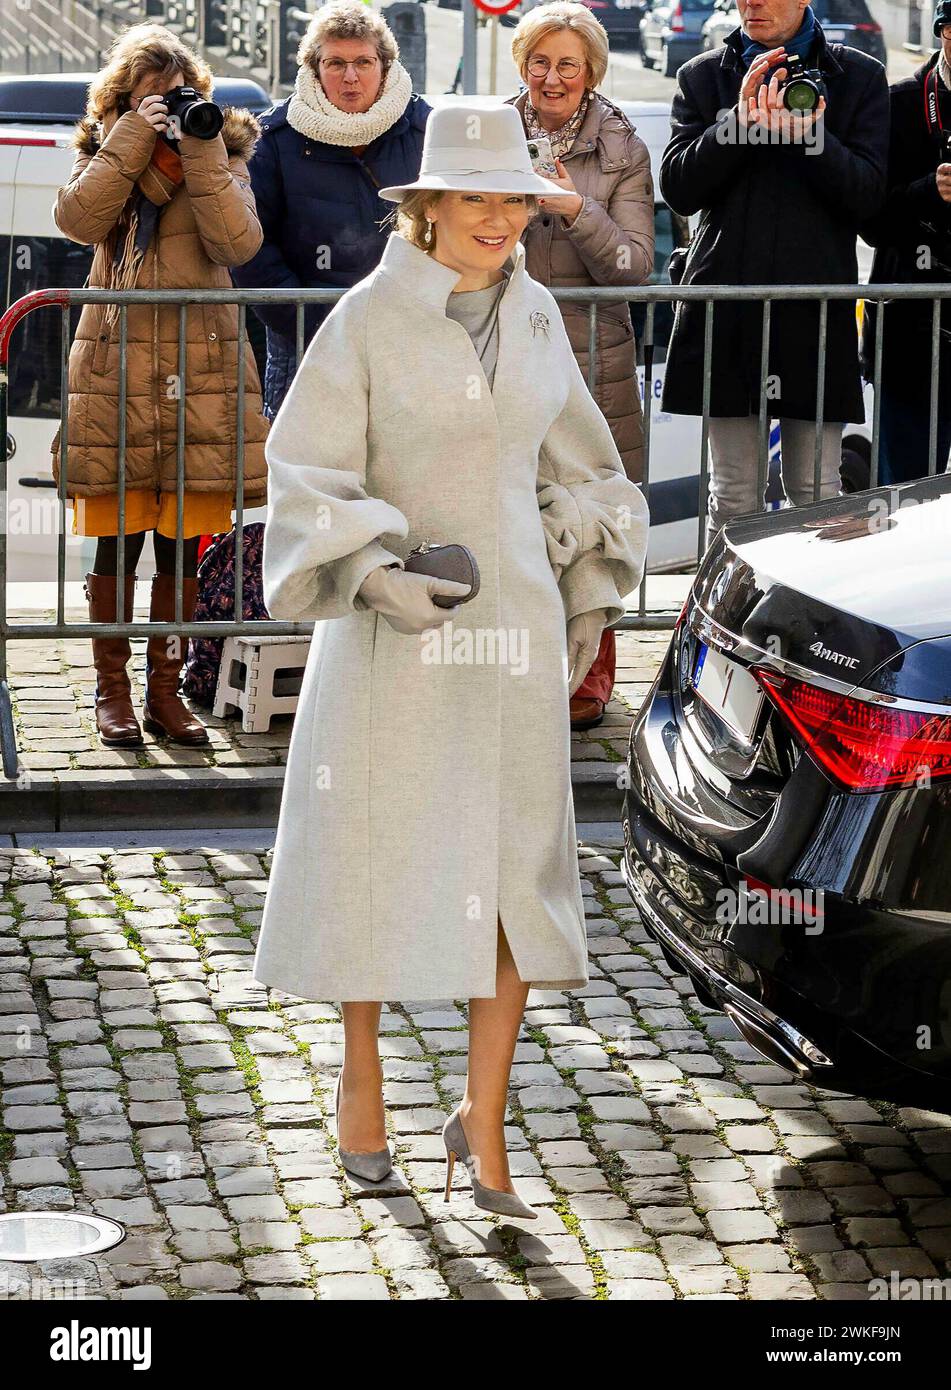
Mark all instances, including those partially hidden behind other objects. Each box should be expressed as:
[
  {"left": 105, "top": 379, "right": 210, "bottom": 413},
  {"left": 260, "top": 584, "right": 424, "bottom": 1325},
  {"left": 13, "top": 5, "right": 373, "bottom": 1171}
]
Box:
[{"left": 378, "top": 103, "right": 564, "bottom": 202}]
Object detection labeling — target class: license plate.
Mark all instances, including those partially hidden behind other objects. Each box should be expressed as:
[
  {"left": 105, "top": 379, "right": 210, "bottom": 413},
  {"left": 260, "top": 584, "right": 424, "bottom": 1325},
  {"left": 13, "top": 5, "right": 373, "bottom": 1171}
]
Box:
[{"left": 692, "top": 642, "right": 765, "bottom": 743}]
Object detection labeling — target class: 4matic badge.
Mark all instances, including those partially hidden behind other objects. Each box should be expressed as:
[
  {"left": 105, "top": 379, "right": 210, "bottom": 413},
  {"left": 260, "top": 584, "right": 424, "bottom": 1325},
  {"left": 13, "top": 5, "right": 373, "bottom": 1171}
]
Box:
[{"left": 808, "top": 640, "right": 860, "bottom": 669}]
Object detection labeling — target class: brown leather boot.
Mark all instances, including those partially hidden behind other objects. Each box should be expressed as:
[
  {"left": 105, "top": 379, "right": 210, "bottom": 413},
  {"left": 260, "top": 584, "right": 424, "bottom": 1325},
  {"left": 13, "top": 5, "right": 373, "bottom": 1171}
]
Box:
[
  {"left": 569, "top": 696, "right": 605, "bottom": 732},
  {"left": 84, "top": 571, "right": 144, "bottom": 747},
  {"left": 142, "top": 572, "right": 209, "bottom": 745}
]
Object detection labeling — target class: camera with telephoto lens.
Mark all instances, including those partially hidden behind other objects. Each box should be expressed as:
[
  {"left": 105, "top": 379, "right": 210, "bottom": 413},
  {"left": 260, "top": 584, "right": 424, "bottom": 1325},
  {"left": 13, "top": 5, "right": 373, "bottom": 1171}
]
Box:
[
  {"left": 160, "top": 86, "right": 224, "bottom": 145},
  {"left": 780, "top": 57, "right": 826, "bottom": 113}
]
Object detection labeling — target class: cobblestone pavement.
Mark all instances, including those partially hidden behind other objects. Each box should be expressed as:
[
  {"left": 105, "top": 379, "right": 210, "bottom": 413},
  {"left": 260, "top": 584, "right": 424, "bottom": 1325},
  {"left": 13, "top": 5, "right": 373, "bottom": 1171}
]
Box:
[
  {"left": 2, "top": 839, "right": 951, "bottom": 1302},
  {"left": 6, "top": 605, "right": 669, "bottom": 775}
]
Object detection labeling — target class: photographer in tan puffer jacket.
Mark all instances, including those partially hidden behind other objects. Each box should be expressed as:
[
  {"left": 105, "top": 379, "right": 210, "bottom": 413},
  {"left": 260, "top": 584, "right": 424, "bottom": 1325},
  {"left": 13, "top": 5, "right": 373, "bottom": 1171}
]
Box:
[{"left": 52, "top": 22, "right": 269, "bottom": 748}]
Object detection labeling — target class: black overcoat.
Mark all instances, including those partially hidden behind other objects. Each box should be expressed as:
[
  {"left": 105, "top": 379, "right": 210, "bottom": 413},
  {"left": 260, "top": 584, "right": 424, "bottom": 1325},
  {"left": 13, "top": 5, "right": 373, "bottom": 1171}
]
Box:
[
  {"left": 660, "top": 23, "right": 889, "bottom": 421},
  {"left": 860, "top": 52, "right": 951, "bottom": 404}
]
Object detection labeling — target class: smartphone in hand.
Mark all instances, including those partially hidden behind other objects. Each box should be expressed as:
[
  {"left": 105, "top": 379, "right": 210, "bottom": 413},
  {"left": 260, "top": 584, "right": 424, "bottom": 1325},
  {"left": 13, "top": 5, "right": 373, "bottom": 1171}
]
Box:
[{"left": 526, "top": 135, "right": 558, "bottom": 179}]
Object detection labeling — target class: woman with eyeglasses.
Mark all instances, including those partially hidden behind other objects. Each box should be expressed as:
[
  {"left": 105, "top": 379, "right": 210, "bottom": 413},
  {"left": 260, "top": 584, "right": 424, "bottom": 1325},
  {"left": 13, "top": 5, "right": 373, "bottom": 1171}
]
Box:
[
  {"left": 232, "top": 0, "right": 432, "bottom": 419},
  {"left": 506, "top": 1, "right": 654, "bottom": 731}
]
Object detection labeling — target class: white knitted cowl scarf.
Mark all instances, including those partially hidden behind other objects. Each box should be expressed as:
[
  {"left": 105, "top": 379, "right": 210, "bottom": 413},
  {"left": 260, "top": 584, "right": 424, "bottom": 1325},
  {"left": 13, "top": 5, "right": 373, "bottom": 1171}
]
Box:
[{"left": 286, "top": 58, "right": 413, "bottom": 146}]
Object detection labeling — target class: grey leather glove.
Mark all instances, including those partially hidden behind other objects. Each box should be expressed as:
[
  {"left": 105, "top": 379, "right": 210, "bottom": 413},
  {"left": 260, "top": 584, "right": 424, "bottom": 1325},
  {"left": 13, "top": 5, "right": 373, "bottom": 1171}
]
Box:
[
  {"left": 357, "top": 564, "right": 472, "bottom": 635},
  {"left": 566, "top": 609, "right": 607, "bottom": 696}
]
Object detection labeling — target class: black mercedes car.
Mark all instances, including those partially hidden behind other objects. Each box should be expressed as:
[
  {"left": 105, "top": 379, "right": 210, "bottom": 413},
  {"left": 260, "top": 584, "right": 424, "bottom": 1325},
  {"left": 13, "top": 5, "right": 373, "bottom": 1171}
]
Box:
[{"left": 622, "top": 475, "right": 951, "bottom": 1110}]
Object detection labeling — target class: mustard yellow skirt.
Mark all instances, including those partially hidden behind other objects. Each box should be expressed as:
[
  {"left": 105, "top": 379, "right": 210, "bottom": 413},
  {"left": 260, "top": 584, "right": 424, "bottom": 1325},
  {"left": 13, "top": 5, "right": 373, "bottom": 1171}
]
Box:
[{"left": 70, "top": 490, "right": 234, "bottom": 539}]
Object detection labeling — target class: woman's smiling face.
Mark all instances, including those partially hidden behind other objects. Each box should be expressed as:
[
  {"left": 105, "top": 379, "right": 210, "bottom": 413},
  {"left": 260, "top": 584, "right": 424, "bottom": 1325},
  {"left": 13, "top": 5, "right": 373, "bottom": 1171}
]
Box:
[
  {"left": 426, "top": 190, "right": 531, "bottom": 277},
  {"left": 525, "top": 29, "right": 589, "bottom": 126}
]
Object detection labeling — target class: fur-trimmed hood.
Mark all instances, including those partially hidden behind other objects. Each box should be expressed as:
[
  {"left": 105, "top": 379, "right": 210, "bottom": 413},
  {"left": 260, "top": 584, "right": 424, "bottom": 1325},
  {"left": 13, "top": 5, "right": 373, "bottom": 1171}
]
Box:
[{"left": 72, "top": 105, "right": 262, "bottom": 161}]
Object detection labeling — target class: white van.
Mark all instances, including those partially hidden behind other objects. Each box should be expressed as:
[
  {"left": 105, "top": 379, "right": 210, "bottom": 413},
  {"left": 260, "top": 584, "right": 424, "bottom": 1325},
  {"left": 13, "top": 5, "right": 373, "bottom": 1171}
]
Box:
[{"left": 1, "top": 76, "right": 699, "bottom": 582}]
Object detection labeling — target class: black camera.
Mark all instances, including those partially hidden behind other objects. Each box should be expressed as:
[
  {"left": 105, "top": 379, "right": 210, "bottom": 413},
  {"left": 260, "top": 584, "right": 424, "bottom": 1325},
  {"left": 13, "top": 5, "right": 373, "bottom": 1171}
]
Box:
[
  {"left": 161, "top": 86, "right": 223, "bottom": 145},
  {"left": 781, "top": 57, "right": 826, "bottom": 113}
]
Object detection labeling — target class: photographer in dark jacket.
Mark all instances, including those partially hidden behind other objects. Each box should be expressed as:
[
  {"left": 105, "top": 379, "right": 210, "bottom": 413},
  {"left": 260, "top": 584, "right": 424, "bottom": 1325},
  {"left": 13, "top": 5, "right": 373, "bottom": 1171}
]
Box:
[
  {"left": 861, "top": 3, "right": 951, "bottom": 484},
  {"left": 660, "top": 0, "right": 889, "bottom": 545}
]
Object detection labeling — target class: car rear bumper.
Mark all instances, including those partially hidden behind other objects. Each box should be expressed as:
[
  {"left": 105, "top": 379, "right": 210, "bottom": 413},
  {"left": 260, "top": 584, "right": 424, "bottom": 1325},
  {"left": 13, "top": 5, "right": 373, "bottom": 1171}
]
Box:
[
  {"left": 658, "top": 32, "right": 704, "bottom": 54},
  {"left": 598, "top": 12, "right": 642, "bottom": 36},
  {"left": 622, "top": 626, "right": 951, "bottom": 1109},
  {"left": 621, "top": 803, "right": 951, "bottom": 1108},
  {"left": 620, "top": 830, "right": 833, "bottom": 1077}
]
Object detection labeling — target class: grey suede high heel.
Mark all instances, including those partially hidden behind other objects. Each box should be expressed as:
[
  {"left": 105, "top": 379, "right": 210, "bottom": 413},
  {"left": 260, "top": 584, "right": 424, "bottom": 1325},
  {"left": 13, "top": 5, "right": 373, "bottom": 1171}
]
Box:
[
  {"left": 442, "top": 1105, "right": 537, "bottom": 1220},
  {"left": 333, "top": 1073, "right": 393, "bottom": 1183}
]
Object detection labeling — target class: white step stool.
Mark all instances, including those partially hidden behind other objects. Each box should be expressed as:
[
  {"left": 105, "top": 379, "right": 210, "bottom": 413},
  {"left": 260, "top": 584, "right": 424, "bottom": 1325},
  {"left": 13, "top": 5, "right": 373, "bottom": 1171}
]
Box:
[{"left": 213, "top": 634, "right": 312, "bottom": 733}]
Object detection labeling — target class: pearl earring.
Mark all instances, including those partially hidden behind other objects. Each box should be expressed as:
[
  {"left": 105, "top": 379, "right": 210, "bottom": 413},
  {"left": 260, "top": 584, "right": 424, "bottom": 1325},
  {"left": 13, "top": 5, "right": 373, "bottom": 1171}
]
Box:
[{"left": 425, "top": 218, "right": 434, "bottom": 246}]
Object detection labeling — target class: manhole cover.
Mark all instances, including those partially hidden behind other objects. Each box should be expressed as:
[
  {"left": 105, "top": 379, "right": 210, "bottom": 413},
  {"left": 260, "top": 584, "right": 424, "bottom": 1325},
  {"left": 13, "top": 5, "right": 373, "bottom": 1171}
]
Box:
[{"left": 0, "top": 1213, "right": 125, "bottom": 1262}]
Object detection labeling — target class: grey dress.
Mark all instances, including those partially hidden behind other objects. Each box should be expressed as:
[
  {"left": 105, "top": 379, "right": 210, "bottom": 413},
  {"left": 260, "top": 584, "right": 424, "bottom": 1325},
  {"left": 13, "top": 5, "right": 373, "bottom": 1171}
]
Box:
[{"left": 444, "top": 271, "right": 508, "bottom": 389}]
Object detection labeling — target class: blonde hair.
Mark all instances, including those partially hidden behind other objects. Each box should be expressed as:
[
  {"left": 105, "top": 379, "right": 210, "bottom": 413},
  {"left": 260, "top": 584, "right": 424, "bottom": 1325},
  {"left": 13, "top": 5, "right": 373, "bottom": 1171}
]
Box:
[
  {"left": 297, "top": 0, "right": 398, "bottom": 72},
  {"left": 385, "top": 189, "right": 539, "bottom": 252},
  {"left": 511, "top": 1, "right": 610, "bottom": 89},
  {"left": 85, "top": 22, "right": 213, "bottom": 121},
  {"left": 384, "top": 189, "right": 436, "bottom": 250}
]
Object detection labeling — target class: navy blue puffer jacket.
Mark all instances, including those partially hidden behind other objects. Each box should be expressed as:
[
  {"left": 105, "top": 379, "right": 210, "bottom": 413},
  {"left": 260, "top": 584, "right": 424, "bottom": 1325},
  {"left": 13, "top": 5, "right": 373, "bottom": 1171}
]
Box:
[{"left": 231, "top": 92, "right": 431, "bottom": 417}]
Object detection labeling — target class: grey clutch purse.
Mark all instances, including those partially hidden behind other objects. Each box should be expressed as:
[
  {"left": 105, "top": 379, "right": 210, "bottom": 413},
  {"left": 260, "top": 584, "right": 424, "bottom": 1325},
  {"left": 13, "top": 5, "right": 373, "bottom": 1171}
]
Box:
[{"left": 403, "top": 539, "right": 480, "bottom": 608}]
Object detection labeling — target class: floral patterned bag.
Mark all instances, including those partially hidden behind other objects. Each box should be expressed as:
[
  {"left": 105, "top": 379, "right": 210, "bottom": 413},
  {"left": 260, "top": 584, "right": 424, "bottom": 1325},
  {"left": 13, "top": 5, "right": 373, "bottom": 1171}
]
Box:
[{"left": 182, "top": 522, "right": 269, "bottom": 707}]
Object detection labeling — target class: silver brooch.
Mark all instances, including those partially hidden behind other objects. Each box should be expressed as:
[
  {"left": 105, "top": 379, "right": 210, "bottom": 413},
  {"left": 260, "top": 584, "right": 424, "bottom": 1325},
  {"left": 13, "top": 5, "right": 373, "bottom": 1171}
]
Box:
[{"left": 530, "top": 311, "right": 551, "bottom": 339}]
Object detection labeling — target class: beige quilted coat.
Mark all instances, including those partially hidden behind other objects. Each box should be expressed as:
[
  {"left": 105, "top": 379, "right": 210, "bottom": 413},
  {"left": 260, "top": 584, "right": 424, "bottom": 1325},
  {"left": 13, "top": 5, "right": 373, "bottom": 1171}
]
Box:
[
  {"left": 50, "top": 105, "right": 269, "bottom": 504},
  {"left": 507, "top": 89, "right": 655, "bottom": 483},
  {"left": 252, "top": 232, "right": 649, "bottom": 1003}
]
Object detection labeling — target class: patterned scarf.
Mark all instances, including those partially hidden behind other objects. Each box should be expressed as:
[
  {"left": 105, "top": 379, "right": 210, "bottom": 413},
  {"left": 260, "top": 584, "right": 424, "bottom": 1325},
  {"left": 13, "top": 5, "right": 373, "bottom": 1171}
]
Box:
[
  {"left": 523, "top": 88, "right": 591, "bottom": 161},
  {"left": 98, "top": 107, "right": 185, "bottom": 328}
]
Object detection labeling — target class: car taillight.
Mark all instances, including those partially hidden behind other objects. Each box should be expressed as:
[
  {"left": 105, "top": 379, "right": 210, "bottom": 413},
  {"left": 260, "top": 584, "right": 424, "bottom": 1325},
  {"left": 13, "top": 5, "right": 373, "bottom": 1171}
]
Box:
[
  {"left": 854, "top": 21, "right": 881, "bottom": 30},
  {"left": 0, "top": 136, "right": 57, "bottom": 146},
  {"left": 670, "top": 2, "right": 685, "bottom": 30},
  {"left": 753, "top": 670, "right": 951, "bottom": 792}
]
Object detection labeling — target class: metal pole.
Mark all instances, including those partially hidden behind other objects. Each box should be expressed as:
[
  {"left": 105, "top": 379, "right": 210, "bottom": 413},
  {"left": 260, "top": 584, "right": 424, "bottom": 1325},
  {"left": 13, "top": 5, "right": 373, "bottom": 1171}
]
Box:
[
  {"left": 463, "top": 0, "right": 478, "bottom": 94},
  {"left": 235, "top": 303, "right": 246, "bottom": 625},
  {"left": 0, "top": 326, "right": 12, "bottom": 777},
  {"left": 699, "top": 300, "right": 714, "bottom": 559},
  {"left": 638, "top": 301, "right": 655, "bottom": 621},
  {"left": 489, "top": 14, "right": 498, "bottom": 95},
  {"left": 58, "top": 305, "right": 69, "bottom": 632},
  {"left": 117, "top": 306, "right": 128, "bottom": 619},
  {"left": 176, "top": 305, "right": 187, "bottom": 622}
]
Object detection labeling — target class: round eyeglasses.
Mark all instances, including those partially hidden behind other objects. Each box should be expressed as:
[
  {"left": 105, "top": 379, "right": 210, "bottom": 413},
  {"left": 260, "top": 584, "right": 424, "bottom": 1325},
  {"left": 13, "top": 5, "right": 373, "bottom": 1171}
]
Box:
[
  {"left": 526, "top": 56, "right": 583, "bottom": 79},
  {"left": 320, "top": 56, "right": 381, "bottom": 75}
]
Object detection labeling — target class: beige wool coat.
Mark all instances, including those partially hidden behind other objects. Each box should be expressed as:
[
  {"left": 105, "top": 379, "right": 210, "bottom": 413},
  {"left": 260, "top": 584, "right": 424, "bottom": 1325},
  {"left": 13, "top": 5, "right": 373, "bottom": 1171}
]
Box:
[
  {"left": 51, "top": 106, "right": 269, "bottom": 504},
  {"left": 507, "top": 89, "right": 655, "bottom": 483},
  {"left": 252, "top": 232, "right": 649, "bottom": 1003}
]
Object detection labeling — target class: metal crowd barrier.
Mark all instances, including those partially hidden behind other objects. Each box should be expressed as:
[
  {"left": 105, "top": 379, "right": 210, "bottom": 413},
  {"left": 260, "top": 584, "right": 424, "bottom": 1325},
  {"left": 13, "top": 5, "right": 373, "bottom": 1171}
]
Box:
[{"left": 1, "top": 281, "right": 949, "bottom": 780}]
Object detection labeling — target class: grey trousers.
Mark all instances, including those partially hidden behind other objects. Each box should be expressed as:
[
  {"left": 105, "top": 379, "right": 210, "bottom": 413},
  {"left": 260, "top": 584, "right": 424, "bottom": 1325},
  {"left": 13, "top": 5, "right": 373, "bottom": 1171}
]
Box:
[{"left": 705, "top": 416, "right": 842, "bottom": 549}]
